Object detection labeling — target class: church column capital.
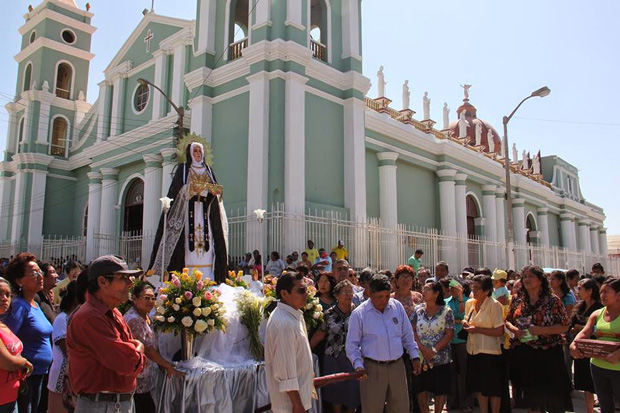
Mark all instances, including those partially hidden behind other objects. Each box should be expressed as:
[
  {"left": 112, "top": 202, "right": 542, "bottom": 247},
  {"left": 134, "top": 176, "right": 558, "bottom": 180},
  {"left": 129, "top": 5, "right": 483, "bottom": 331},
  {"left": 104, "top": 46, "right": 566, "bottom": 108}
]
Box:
[
  {"left": 454, "top": 173, "right": 468, "bottom": 185},
  {"left": 100, "top": 168, "right": 119, "bottom": 181},
  {"left": 160, "top": 148, "right": 177, "bottom": 164},
  {"left": 377, "top": 151, "right": 398, "bottom": 166},
  {"left": 87, "top": 171, "right": 102, "bottom": 184},
  {"left": 436, "top": 168, "right": 457, "bottom": 181},
  {"left": 143, "top": 154, "right": 163, "bottom": 169}
]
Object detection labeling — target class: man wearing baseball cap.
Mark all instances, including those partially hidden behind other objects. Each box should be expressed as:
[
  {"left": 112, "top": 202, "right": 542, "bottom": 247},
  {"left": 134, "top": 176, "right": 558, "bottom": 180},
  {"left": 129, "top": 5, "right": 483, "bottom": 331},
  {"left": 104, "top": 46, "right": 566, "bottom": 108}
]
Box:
[
  {"left": 67, "top": 255, "right": 145, "bottom": 412},
  {"left": 331, "top": 239, "right": 348, "bottom": 261}
]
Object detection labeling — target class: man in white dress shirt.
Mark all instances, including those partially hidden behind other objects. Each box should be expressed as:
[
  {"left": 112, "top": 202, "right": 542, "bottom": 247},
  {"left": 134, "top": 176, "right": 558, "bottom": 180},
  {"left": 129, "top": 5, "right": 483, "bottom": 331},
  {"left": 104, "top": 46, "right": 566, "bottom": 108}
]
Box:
[{"left": 265, "top": 272, "right": 314, "bottom": 413}]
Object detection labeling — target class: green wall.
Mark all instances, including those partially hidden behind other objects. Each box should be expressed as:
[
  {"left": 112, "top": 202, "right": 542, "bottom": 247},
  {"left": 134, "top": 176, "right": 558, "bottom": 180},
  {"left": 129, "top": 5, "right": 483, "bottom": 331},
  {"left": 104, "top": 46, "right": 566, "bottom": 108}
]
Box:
[
  {"left": 548, "top": 212, "right": 560, "bottom": 247},
  {"left": 365, "top": 149, "right": 379, "bottom": 219},
  {"left": 43, "top": 177, "right": 78, "bottom": 236},
  {"left": 396, "top": 160, "right": 437, "bottom": 229}
]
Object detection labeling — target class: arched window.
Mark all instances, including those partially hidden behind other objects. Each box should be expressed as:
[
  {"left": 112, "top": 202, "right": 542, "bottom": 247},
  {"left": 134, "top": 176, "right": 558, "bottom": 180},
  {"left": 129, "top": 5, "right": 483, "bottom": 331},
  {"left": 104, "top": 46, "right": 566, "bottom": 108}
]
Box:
[
  {"left": 228, "top": 0, "right": 249, "bottom": 60},
  {"left": 526, "top": 214, "right": 537, "bottom": 244},
  {"left": 23, "top": 63, "right": 32, "bottom": 92},
  {"left": 466, "top": 195, "right": 480, "bottom": 239},
  {"left": 123, "top": 179, "right": 144, "bottom": 233},
  {"left": 55, "top": 62, "right": 73, "bottom": 99},
  {"left": 310, "top": 0, "right": 328, "bottom": 61},
  {"left": 50, "top": 117, "right": 68, "bottom": 156}
]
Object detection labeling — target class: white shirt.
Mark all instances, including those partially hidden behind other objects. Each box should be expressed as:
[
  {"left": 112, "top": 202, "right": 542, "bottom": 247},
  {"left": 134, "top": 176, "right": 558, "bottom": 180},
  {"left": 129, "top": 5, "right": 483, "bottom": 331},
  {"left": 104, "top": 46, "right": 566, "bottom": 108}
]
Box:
[
  {"left": 48, "top": 312, "right": 68, "bottom": 393},
  {"left": 265, "top": 302, "right": 314, "bottom": 413}
]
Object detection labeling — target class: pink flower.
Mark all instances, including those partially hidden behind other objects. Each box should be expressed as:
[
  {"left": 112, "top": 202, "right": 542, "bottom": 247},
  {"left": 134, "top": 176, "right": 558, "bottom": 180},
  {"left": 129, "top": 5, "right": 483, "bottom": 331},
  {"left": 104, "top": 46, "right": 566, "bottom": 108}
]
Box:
[
  {"left": 171, "top": 276, "right": 181, "bottom": 287},
  {"left": 159, "top": 294, "right": 167, "bottom": 301},
  {"left": 184, "top": 291, "right": 193, "bottom": 300},
  {"left": 204, "top": 291, "right": 213, "bottom": 300},
  {"left": 197, "top": 281, "right": 204, "bottom": 290}
]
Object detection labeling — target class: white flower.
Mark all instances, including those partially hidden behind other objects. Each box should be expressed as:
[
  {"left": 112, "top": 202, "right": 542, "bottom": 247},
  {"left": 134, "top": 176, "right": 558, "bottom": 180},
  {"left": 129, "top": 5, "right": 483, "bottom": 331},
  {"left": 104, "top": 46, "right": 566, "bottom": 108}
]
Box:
[
  {"left": 160, "top": 197, "right": 173, "bottom": 213},
  {"left": 194, "top": 319, "right": 208, "bottom": 333},
  {"left": 156, "top": 306, "right": 166, "bottom": 314},
  {"left": 192, "top": 308, "right": 202, "bottom": 317},
  {"left": 312, "top": 312, "right": 321, "bottom": 319},
  {"left": 154, "top": 315, "right": 165, "bottom": 322},
  {"left": 181, "top": 316, "right": 193, "bottom": 327},
  {"left": 172, "top": 304, "right": 180, "bottom": 311},
  {"left": 175, "top": 297, "right": 183, "bottom": 304},
  {"left": 207, "top": 319, "right": 215, "bottom": 326},
  {"left": 192, "top": 297, "right": 202, "bottom": 307},
  {"left": 167, "top": 316, "right": 175, "bottom": 323},
  {"left": 253, "top": 209, "right": 266, "bottom": 222},
  {"left": 202, "top": 307, "right": 212, "bottom": 316},
  {"left": 305, "top": 303, "right": 313, "bottom": 310},
  {"left": 155, "top": 299, "right": 164, "bottom": 307},
  {"left": 211, "top": 304, "right": 218, "bottom": 311}
]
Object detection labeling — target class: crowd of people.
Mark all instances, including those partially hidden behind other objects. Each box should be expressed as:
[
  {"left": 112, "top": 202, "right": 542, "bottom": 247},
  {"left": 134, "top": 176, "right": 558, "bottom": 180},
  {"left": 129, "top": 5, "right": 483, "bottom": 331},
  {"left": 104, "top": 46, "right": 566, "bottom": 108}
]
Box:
[{"left": 0, "top": 243, "right": 619, "bottom": 413}]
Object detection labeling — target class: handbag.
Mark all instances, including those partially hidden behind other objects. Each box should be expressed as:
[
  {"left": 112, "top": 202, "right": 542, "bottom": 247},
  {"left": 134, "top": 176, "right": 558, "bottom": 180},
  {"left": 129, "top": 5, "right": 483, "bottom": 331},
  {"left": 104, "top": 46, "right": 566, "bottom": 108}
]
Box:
[{"left": 457, "top": 306, "right": 475, "bottom": 341}]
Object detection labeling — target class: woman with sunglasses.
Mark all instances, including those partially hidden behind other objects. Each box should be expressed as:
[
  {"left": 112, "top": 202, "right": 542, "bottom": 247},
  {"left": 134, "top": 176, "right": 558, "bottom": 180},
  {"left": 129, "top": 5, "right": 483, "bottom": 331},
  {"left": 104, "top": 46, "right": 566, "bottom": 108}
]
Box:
[
  {"left": 0, "top": 276, "right": 33, "bottom": 413},
  {"left": 4, "top": 253, "right": 53, "bottom": 413},
  {"left": 124, "top": 281, "right": 183, "bottom": 412}
]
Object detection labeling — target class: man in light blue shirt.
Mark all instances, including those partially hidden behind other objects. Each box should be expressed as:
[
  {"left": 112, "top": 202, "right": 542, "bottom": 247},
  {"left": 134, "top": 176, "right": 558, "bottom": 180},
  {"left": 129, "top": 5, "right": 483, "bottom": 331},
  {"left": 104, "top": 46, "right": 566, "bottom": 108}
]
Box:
[{"left": 346, "top": 274, "right": 421, "bottom": 413}]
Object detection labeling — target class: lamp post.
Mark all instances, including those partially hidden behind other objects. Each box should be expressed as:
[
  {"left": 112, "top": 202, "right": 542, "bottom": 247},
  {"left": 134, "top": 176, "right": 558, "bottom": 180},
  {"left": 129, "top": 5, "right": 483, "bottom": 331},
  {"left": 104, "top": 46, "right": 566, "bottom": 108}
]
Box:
[
  {"left": 503, "top": 86, "right": 550, "bottom": 270},
  {"left": 137, "top": 78, "right": 185, "bottom": 145}
]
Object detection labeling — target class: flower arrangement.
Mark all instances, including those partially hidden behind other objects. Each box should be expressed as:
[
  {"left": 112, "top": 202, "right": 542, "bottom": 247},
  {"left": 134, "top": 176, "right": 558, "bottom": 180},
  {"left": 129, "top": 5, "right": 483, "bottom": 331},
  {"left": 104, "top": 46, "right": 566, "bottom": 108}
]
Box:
[
  {"left": 152, "top": 268, "right": 227, "bottom": 336},
  {"left": 262, "top": 274, "right": 277, "bottom": 298},
  {"left": 226, "top": 270, "right": 248, "bottom": 289},
  {"left": 302, "top": 284, "right": 324, "bottom": 331},
  {"left": 235, "top": 290, "right": 266, "bottom": 360}
]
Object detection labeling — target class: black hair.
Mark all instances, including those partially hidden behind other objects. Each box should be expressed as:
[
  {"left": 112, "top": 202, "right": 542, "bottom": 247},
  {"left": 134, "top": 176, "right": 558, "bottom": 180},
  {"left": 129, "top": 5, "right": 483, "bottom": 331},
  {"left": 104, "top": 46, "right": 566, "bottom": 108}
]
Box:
[
  {"left": 521, "top": 265, "right": 551, "bottom": 298},
  {"left": 271, "top": 251, "right": 280, "bottom": 260},
  {"left": 4, "top": 252, "right": 37, "bottom": 296},
  {"left": 369, "top": 274, "right": 391, "bottom": 294},
  {"left": 295, "top": 265, "right": 309, "bottom": 277},
  {"left": 592, "top": 263, "right": 605, "bottom": 273},
  {"left": 475, "top": 267, "right": 492, "bottom": 276},
  {"left": 472, "top": 275, "right": 493, "bottom": 297},
  {"left": 573, "top": 278, "right": 601, "bottom": 316},
  {"left": 64, "top": 260, "right": 81, "bottom": 274},
  {"left": 132, "top": 281, "right": 155, "bottom": 299},
  {"left": 59, "top": 280, "right": 78, "bottom": 313},
  {"left": 334, "top": 279, "right": 354, "bottom": 296},
  {"left": 315, "top": 272, "right": 336, "bottom": 299},
  {"left": 566, "top": 269, "right": 580, "bottom": 281},
  {"left": 37, "top": 261, "right": 54, "bottom": 278},
  {"left": 276, "top": 272, "right": 304, "bottom": 299},
  {"left": 76, "top": 269, "right": 89, "bottom": 304},
  {"left": 425, "top": 281, "right": 445, "bottom": 305},
  {"left": 602, "top": 277, "right": 620, "bottom": 293},
  {"left": 550, "top": 270, "right": 571, "bottom": 296},
  {"left": 358, "top": 267, "right": 375, "bottom": 285},
  {"left": 415, "top": 249, "right": 424, "bottom": 255}
]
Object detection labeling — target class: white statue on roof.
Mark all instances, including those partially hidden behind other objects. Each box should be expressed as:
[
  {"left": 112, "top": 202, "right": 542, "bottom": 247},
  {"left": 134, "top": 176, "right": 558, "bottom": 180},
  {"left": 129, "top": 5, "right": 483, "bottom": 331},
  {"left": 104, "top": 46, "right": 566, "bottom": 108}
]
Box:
[
  {"left": 377, "top": 66, "right": 386, "bottom": 97},
  {"left": 443, "top": 103, "right": 449, "bottom": 129},
  {"left": 461, "top": 84, "right": 472, "bottom": 100},
  {"left": 512, "top": 143, "right": 518, "bottom": 163},
  {"left": 423, "top": 92, "right": 430, "bottom": 120},
  {"left": 533, "top": 154, "right": 541, "bottom": 175},
  {"left": 475, "top": 122, "right": 483, "bottom": 146},
  {"left": 402, "top": 80, "right": 410, "bottom": 110},
  {"left": 487, "top": 129, "right": 495, "bottom": 152},
  {"left": 522, "top": 150, "right": 529, "bottom": 170},
  {"left": 458, "top": 110, "right": 468, "bottom": 138}
]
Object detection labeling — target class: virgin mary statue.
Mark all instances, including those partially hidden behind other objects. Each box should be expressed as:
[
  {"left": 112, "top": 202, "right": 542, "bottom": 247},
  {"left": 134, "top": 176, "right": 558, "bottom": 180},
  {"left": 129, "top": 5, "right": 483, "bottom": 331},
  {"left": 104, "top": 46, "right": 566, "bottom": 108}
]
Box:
[{"left": 149, "top": 138, "right": 228, "bottom": 284}]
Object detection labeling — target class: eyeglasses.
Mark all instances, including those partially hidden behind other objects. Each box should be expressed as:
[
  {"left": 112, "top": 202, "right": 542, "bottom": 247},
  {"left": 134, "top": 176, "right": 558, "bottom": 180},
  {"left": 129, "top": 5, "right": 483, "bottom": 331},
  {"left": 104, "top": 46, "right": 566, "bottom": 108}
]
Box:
[
  {"left": 294, "top": 286, "right": 307, "bottom": 295},
  {"left": 27, "top": 271, "right": 43, "bottom": 278},
  {"left": 105, "top": 274, "right": 135, "bottom": 284},
  {"left": 140, "top": 296, "right": 157, "bottom": 302}
]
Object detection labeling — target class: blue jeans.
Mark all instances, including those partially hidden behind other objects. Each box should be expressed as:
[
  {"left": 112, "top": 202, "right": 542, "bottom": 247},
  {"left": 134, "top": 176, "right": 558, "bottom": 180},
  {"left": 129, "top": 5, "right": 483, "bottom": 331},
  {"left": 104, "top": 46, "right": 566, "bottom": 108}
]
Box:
[
  {"left": 591, "top": 363, "right": 620, "bottom": 413},
  {"left": 75, "top": 396, "right": 134, "bottom": 413},
  {"left": 17, "top": 374, "right": 44, "bottom": 413},
  {"left": 0, "top": 401, "right": 17, "bottom": 413}
]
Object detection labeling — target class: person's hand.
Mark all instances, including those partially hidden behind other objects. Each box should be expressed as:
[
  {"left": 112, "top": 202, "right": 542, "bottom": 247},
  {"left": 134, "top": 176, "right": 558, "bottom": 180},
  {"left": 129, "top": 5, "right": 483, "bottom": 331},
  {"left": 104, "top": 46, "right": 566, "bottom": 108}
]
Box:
[
  {"left": 605, "top": 349, "right": 620, "bottom": 365},
  {"left": 164, "top": 364, "right": 186, "bottom": 378},
  {"left": 355, "top": 367, "right": 367, "bottom": 381},
  {"left": 570, "top": 344, "right": 584, "bottom": 359},
  {"left": 412, "top": 359, "right": 422, "bottom": 376},
  {"left": 528, "top": 326, "right": 544, "bottom": 336},
  {"left": 513, "top": 329, "right": 527, "bottom": 339},
  {"left": 130, "top": 339, "right": 145, "bottom": 353},
  {"left": 419, "top": 346, "right": 436, "bottom": 361},
  {"left": 292, "top": 402, "right": 306, "bottom": 413},
  {"left": 22, "top": 359, "right": 33, "bottom": 377},
  {"left": 463, "top": 324, "right": 478, "bottom": 334}
]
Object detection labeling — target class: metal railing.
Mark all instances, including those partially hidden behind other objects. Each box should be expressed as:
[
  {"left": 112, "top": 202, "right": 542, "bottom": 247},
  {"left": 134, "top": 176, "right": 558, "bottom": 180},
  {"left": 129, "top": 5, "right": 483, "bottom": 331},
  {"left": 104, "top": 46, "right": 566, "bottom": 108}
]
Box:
[
  {"left": 310, "top": 39, "right": 327, "bottom": 62},
  {"left": 229, "top": 38, "right": 248, "bottom": 61},
  {"left": 40, "top": 235, "right": 86, "bottom": 263},
  {"left": 55, "top": 87, "right": 70, "bottom": 99}
]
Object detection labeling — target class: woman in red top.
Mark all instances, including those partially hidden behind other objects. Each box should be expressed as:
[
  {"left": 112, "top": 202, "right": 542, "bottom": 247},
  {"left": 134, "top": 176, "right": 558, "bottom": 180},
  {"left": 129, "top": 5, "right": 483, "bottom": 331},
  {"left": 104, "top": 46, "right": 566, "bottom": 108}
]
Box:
[{"left": 0, "top": 276, "right": 33, "bottom": 413}]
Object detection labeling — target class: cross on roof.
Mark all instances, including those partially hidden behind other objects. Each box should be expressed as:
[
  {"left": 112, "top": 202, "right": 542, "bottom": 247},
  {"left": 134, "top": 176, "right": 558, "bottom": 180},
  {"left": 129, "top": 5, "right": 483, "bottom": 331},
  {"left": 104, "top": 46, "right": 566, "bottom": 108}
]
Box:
[{"left": 144, "top": 29, "right": 154, "bottom": 53}]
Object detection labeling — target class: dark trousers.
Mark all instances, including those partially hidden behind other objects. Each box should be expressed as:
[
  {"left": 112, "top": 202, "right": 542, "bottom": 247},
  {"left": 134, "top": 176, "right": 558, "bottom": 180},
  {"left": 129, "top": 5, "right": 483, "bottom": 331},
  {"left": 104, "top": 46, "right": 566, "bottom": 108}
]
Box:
[
  {"left": 17, "top": 374, "right": 44, "bottom": 413},
  {"left": 133, "top": 392, "right": 155, "bottom": 413},
  {"left": 591, "top": 364, "right": 620, "bottom": 413},
  {"left": 0, "top": 401, "right": 17, "bottom": 413},
  {"left": 448, "top": 343, "right": 473, "bottom": 409},
  {"left": 499, "top": 347, "right": 511, "bottom": 413}
]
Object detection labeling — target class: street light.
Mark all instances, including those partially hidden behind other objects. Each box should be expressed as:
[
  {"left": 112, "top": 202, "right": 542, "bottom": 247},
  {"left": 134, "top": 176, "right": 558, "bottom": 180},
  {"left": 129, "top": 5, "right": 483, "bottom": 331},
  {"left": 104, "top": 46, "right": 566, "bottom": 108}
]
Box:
[
  {"left": 137, "top": 78, "right": 185, "bottom": 144},
  {"left": 503, "top": 86, "right": 550, "bottom": 270}
]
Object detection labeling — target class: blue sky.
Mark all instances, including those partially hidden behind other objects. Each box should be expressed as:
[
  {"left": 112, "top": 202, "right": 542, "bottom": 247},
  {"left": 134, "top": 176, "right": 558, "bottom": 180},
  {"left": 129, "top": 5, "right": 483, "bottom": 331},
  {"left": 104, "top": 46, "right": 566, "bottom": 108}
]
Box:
[{"left": 0, "top": 0, "right": 618, "bottom": 235}]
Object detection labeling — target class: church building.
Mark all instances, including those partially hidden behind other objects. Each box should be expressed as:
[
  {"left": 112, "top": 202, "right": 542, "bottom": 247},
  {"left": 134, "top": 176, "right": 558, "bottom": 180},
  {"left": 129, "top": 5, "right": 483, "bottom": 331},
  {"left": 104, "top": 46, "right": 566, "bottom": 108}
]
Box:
[{"left": 0, "top": 0, "right": 607, "bottom": 273}]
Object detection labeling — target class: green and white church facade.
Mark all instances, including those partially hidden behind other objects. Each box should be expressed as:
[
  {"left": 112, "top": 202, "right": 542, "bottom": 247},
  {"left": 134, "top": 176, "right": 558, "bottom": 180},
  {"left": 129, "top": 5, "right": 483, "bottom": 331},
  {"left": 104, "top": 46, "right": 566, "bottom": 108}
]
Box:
[{"left": 0, "top": 0, "right": 608, "bottom": 272}]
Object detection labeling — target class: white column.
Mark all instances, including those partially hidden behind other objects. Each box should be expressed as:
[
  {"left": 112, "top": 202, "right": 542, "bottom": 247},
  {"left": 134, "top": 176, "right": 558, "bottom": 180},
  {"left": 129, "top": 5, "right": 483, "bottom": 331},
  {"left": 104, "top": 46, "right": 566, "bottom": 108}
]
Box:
[
  {"left": 96, "top": 81, "right": 109, "bottom": 141},
  {"left": 578, "top": 220, "right": 592, "bottom": 253},
  {"left": 27, "top": 170, "right": 47, "bottom": 250},
  {"left": 437, "top": 169, "right": 457, "bottom": 235},
  {"left": 286, "top": 0, "right": 303, "bottom": 27},
  {"left": 454, "top": 174, "right": 468, "bottom": 272},
  {"left": 0, "top": 175, "right": 11, "bottom": 241},
  {"left": 142, "top": 155, "right": 163, "bottom": 264},
  {"left": 378, "top": 152, "right": 399, "bottom": 270},
  {"left": 482, "top": 185, "right": 497, "bottom": 241},
  {"left": 599, "top": 229, "right": 608, "bottom": 257},
  {"left": 341, "top": 0, "right": 361, "bottom": 60},
  {"left": 99, "top": 168, "right": 119, "bottom": 247},
  {"left": 36, "top": 92, "right": 54, "bottom": 145},
  {"left": 151, "top": 50, "right": 168, "bottom": 121},
  {"left": 590, "top": 226, "right": 600, "bottom": 255},
  {"left": 86, "top": 172, "right": 102, "bottom": 262},
  {"left": 170, "top": 44, "right": 188, "bottom": 112},
  {"left": 495, "top": 189, "right": 506, "bottom": 243},
  {"left": 284, "top": 72, "right": 308, "bottom": 254},
  {"left": 253, "top": 0, "right": 271, "bottom": 27},
  {"left": 560, "top": 214, "right": 575, "bottom": 250},
  {"left": 245, "top": 72, "right": 270, "bottom": 253},
  {"left": 512, "top": 199, "right": 527, "bottom": 268},
  {"left": 537, "top": 208, "right": 549, "bottom": 247},
  {"left": 189, "top": 96, "right": 213, "bottom": 141},
  {"left": 160, "top": 148, "right": 177, "bottom": 198},
  {"left": 197, "top": 0, "right": 217, "bottom": 54},
  {"left": 11, "top": 171, "right": 27, "bottom": 248},
  {"left": 5, "top": 105, "right": 18, "bottom": 154},
  {"left": 110, "top": 76, "right": 125, "bottom": 137},
  {"left": 20, "top": 101, "right": 32, "bottom": 147},
  {"left": 344, "top": 97, "right": 368, "bottom": 267}
]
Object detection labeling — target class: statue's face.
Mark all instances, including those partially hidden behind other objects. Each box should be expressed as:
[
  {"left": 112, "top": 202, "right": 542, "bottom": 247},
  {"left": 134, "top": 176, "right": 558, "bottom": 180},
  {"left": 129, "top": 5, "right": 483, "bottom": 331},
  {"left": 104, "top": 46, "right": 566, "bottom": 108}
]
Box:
[{"left": 192, "top": 145, "right": 203, "bottom": 163}]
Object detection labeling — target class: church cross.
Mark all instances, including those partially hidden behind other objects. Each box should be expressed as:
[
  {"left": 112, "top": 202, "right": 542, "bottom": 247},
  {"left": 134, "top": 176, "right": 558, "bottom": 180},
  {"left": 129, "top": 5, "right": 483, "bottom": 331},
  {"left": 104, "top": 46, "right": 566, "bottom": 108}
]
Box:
[{"left": 144, "top": 29, "right": 154, "bottom": 53}]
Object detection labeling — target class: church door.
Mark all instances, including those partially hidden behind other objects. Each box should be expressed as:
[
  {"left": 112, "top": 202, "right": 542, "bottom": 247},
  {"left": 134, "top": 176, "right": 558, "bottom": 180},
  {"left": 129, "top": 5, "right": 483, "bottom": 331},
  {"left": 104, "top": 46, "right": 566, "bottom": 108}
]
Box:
[
  {"left": 123, "top": 179, "right": 144, "bottom": 233},
  {"left": 466, "top": 195, "right": 480, "bottom": 267}
]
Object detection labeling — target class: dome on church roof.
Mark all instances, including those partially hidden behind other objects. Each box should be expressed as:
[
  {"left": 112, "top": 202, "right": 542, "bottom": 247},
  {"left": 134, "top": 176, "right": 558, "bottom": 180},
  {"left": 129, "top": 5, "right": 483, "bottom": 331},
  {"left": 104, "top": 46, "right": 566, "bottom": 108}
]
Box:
[{"left": 448, "top": 100, "right": 502, "bottom": 154}]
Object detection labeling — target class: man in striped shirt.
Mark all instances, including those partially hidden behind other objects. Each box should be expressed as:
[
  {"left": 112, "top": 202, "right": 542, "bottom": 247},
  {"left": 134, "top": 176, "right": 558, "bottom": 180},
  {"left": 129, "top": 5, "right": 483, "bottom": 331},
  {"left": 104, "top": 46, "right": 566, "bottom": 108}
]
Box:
[{"left": 265, "top": 272, "right": 315, "bottom": 413}]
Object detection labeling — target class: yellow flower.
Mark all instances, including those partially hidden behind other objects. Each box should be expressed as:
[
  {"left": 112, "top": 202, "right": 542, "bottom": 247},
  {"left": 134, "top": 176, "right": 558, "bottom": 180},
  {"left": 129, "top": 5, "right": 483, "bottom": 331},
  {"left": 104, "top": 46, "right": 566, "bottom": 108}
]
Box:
[
  {"left": 237, "top": 270, "right": 243, "bottom": 278},
  {"left": 146, "top": 268, "right": 156, "bottom": 276},
  {"left": 182, "top": 268, "right": 189, "bottom": 274},
  {"left": 194, "top": 270, "right": 203, "bottom": 280}
]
